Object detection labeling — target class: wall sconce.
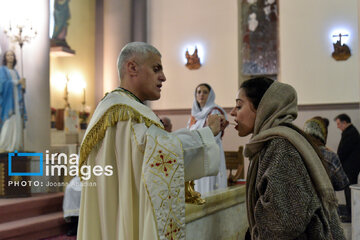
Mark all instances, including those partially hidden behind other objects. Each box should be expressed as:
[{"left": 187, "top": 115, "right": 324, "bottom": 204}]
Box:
[
  {"left": 332, "top": 33, "right": 351, "bottom": 61},
  {"left": 185, "top": 46, "right": 201, "bottom": 70}
]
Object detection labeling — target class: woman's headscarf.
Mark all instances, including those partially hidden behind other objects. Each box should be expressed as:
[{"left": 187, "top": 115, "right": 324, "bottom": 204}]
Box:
[
  {"left": 244, "top": 81, "right": 337, "bottom": 234},
  {"left": 303, "top": 117, "right": 328, "bottom": 145},
  {"left": 188, "top": 85, "right": 227, "bottom": 131}
]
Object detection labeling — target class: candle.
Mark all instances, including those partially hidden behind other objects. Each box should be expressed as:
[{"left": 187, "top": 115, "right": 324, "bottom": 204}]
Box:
[{"left": 83, "top": 87, "right": 86, "bottom": 104}]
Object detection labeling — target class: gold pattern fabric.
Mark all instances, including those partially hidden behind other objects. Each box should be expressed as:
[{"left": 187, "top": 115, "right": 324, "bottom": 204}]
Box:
[{"left": 143, "top": 127, "right": 185, "bottom": 240}]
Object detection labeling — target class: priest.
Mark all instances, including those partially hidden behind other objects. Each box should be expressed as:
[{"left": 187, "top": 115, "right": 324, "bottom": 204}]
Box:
[{"left": 77, "top": 42, "right": 227, "bottom": 240}]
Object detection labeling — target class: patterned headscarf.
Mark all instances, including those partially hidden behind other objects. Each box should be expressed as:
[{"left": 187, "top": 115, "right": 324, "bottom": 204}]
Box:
[{"left": 304, "top": 117, "right": 328, "bottom": 144}]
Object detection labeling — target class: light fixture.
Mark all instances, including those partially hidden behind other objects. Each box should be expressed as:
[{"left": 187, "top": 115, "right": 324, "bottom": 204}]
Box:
[
  {"left": 185, "top": 46, "right": 201, "bottom": 70},
  {"left": 4, "top": 19, "right": 37, "bottom": 77},
  {"left": 331, "top": 32, "right": 351, "bottom": 61},
  {"left": 181, "top": 43, "right": 205, "bottom": 70}
]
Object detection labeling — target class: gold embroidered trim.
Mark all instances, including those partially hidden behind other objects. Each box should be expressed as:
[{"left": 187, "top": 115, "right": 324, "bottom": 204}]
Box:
[
  {"left": 130, "top": 123, "right": 145, "bottom": 154},
  {"left": 142, "top": 133, "right": 185, "bottom": 240},
  {"left": 142, "top": 172, "right": 161, "bottom": 240},
  {"left": 79, "top": 104, "right": 163, "bottom": 172}
]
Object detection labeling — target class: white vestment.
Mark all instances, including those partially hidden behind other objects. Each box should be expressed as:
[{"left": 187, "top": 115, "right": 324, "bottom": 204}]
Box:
[
  {"left": 63, "top": 176, "right": 81, "bottom": 219},
  {"left": 77, "top": 88, "right": 220, "bottom": 240}
]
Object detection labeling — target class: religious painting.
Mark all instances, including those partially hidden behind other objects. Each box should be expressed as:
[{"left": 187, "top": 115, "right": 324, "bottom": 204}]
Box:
[{"left": 241, "top": 0, "right": 278, "bottom": 76}]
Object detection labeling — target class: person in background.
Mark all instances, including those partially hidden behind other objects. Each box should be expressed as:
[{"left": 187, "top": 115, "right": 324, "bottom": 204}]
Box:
[
  {"left": 334, "top": 113, "right": 360, "bottom": 222},
  {"left": 160, "top": 116, "right": 172, "bottom": 132},
  {"left": 231, "top": 77, "right": 345, "bottom": 239},
  {"left": 63, "top": 176, "right": 81, "bottom": 236},
  {"left": 303, "top": 116, "right": 349, "bottom": 191},
  {"left": 187, "top": 83, "right": 228, "bottom": 195}
]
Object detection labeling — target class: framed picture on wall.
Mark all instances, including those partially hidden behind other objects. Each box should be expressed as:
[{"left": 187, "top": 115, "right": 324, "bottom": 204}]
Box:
[{"left": 241, "top": 0, "right": 278, "bottom": 76}]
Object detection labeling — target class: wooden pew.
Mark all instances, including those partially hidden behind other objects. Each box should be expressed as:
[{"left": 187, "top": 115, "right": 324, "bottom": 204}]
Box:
[{"left": 225, "top": 146, "right": 244, "bottom": 183}]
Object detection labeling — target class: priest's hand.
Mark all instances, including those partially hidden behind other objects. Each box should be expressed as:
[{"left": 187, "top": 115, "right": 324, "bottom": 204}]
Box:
[
  {"left": 207, "top": 115, "right": 221, "bottom": 136},
  {"left": 220, "top": 116, "right": 229, "bottom": 132}
]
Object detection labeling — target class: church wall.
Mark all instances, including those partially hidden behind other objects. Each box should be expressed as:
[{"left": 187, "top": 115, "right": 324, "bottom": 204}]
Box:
[
  {"left": 50, "top": 0, "right": 96, "bottom": 114},
  {"left": 0, "top": 0, "right": 51, "bottom": 152},
  {"left": 358, "top": 0, "right": 360, "bottom": 104},
  {"left": 279, "top": 0, "right": 360, "bottom": 104},
  {"left": 147, "top": 0, "right": 239, "bottom": 109}
]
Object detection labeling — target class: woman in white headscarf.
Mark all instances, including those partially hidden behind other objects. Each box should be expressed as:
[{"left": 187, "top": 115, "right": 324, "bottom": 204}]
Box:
[{"left": 187, "top": 83, "right": 228, "bottom": 194}]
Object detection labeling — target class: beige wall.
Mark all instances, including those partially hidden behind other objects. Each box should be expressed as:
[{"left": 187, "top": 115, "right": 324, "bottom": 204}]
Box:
[
  {"left": 148, "top": 0, "right": 239, "bottom": 109},
  {"left": 50, "top": 0, "right": 96, "bottom": 113},
  {"left": 147, "top": 0, "right": 360, "bottom": 107},
  {"left": 358, "top": 0, "right": 360, "bottom": 98},
  {"left": 279, "top": 0, "right": 359, "bottom": 104}
]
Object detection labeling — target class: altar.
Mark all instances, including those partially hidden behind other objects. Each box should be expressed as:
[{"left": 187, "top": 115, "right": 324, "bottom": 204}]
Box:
[{"left": 186, "top": 185, "right": 248, "bottom": 240}]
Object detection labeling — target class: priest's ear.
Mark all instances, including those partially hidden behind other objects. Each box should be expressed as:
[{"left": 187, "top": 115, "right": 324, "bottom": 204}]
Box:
[{"left": 126, "top": 59, "right": 139, "bottom": 77}]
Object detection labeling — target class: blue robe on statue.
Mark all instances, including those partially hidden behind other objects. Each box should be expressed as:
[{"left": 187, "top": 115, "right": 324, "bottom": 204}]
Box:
[{"left": 0, "top": 66, "right": 27, "bottom": 152}]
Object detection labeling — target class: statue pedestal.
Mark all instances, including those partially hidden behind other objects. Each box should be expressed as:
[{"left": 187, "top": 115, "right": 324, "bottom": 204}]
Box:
[
  {"left": 50, "top": 46, "right": 76, "bottom": 57},
  {"left": 0, "top": 153, "right": 31, "bottom": 198},
  {"left": 186, "top": 185, "right": 248, "bottom": 239}
]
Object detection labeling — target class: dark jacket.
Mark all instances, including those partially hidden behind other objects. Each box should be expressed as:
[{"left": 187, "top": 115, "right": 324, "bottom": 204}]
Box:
[{"left": 337, "top": 124, "right": 360, "bottom": 184}]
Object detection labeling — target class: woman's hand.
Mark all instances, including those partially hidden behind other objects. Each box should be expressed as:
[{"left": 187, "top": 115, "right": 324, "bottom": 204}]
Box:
[{"left": 19, "top": 78, "right": 26, "bottom": 89}]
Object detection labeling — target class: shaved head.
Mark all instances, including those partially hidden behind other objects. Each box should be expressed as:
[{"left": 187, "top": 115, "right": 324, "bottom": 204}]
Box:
[{"left": 117, "top": 42, "right": 161, "bottom": 82}]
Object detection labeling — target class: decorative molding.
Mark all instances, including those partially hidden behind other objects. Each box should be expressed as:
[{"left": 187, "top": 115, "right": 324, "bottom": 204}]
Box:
[
  {"left": 154, "top": 108, "right": 190, "bottom": 115},
  {"left": 298, "top": 102, "right": 360, "bottom": 111},
  {"left": 154, "top": 102, "right": 360, "bottom": 116},
  {"left": 50, "top": 46, "right": 75, "bottom": 57}
]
